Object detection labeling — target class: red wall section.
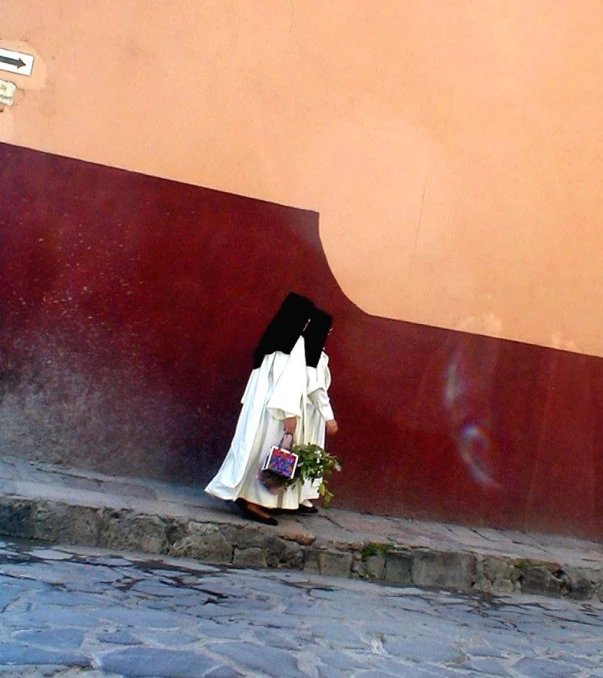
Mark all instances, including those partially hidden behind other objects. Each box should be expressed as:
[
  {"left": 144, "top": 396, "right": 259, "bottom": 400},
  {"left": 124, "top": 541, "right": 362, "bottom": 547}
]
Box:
[{"left": 1, "top": 142, "right": 601, "bottom": 540}]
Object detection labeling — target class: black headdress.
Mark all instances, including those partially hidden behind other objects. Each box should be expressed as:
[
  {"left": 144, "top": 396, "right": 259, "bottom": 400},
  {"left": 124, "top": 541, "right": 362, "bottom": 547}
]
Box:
[
  {"left": 252, "top": 292, "right": 315, "bottom": 368},
  {"left": 303, "top": 307, "right": 333, "bottom": 368}
]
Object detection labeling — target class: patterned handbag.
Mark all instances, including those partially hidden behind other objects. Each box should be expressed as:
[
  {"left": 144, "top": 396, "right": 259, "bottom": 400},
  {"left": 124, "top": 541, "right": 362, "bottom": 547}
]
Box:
[
  {"left": 262, "top": 434, "right": 299, "bottom": 479},
  {"left": 258, "top": 433, "right": 299, "bottom": 494}
]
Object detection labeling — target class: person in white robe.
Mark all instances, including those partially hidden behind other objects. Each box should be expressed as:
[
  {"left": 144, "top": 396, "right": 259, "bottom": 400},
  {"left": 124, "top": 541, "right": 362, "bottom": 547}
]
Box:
[
  {"left": 205, "top": 292, "right": 314, "bottom": 525},
  {"left": 298, "top": 308, "right": 338, "bottom": 513}
]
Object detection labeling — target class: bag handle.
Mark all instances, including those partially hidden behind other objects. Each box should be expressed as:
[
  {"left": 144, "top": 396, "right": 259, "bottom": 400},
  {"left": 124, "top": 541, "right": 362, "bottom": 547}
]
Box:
[{"left": 279, "top": 432, "right": 294, "bottom": 450}]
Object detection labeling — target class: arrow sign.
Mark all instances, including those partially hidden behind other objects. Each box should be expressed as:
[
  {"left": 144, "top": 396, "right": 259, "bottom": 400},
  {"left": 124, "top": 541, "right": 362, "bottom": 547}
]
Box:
[
  {"left": 0, "top": 48, "right": 34, "bottom": 77},
  {"left": 0, "top": 56, "right": 25, "bottom": 69}
]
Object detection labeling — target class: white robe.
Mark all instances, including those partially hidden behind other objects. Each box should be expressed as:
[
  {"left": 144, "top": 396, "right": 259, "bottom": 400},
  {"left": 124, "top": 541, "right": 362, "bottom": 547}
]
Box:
[
  {"left": 300, "top": 351, "right": 334, "bottom": 503},
  {"left": 205, "top": 336, "right": 307, "bottom": 509}
]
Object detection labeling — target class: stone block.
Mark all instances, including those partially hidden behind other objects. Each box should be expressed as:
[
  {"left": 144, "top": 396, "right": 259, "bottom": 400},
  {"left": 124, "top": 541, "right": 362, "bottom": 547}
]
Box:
[
  {"left": 318, "top": 550, "right": 353, "bottom": 578},
  {"left": 567, "top": 578, "right": 593, "bottom": 601},
  {"left": 482, "top": 556, "right": 515, "bottom": 581},
  {"left": 475, "top": 556, "right": 517, "bottom": 594},
  {"left": 33, "top": 502, "right": 102, "bottom": 546},
  {"left": 220, "top": 524, "right": 265, "bottom": 549},
  {"left": 588, "top": 568, "right": 603, "bottom": 601},
  {"left": 258, "top": 534, "right": 289, "bottom": 563},
  {"left": 491, "top": 577, "right": 515, "bottom": 595},
  {"left": 351, "top": 554, "right": 366, "bottom": 577},
  {"left": 384, "top": 551, "right": 412, "bottom": 585},
  {"left": 222, "top": 525, "right": 285, "bottom": 552},
  {"left": 559, "top": 567, "right": 594, "bottom": 601},
  {"left": 302, "top": 548, "right": 321, "bottom": 574},
  {"left": 168, "top": 522, "right": 233, "bottom": 564},
  {"left": 364, "top": 555, "right": 386, "bottom": 581},
  {"left": 280, "top": 529, "right": 316, "bottom": 546},
  {"left": 100, "top": 510, "right": 168, "bottom": 554},
  {"left": 521, "top": 566, "right": 562, "bottom": 597},
  {"left": 221, "top": 525, "right": 291, "bottom": 565},
  {"left": 268, "top": 540, "right": 303, "bottom": 569},
  {"left": 233, "top": 547, "right": 267, "bottom": 568},
  {"left": 0, "top": 498, "right": 34, "bottom": 539},
  {"left": 411, "top": 550, "right": 475, "bottom": 592}
]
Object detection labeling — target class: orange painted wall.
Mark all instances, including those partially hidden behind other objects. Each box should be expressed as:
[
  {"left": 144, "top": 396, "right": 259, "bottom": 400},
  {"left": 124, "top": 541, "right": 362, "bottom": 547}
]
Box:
[{"left": 3, "top": 1, "right": 603, "bottom": 357}]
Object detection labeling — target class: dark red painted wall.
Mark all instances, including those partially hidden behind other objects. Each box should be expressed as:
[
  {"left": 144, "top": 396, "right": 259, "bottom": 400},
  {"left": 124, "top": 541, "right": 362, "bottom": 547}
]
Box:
[{"left": 1, "top": 142, "right": 601, "bottom": 540}]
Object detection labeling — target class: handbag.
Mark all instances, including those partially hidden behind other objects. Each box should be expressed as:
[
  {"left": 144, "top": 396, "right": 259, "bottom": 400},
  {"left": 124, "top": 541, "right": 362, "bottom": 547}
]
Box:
[
  {"left": 258, "top": 433, "right": 299, "bottom": 494},
  {"left": 262, "top": 434, "right": 299, "bottom": 479}
]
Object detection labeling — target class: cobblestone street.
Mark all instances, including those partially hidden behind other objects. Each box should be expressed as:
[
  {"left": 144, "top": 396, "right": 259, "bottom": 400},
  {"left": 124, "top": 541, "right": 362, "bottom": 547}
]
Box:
[{"left": 0, "top": 539, "right": 601, "bottom": 677}]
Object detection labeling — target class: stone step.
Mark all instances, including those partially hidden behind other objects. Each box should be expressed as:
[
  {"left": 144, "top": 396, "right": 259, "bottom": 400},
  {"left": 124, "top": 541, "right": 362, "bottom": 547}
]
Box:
[{"left": 0, "top": 456, "right": 601, "bottom": 601}]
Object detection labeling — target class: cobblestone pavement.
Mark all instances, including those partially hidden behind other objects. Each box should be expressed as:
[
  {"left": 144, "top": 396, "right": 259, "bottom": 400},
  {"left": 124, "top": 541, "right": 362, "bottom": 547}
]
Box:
[{"left": 0, "top": 539, "right": 602, "bottom": 677}]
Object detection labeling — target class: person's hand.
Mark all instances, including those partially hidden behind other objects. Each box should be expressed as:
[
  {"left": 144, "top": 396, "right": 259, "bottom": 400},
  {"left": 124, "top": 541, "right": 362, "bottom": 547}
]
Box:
[
  {"left": 283, "top": 417, "right": 297, "bottom": 434},
  {"left": 326, "top": 419, "right": 339, "bottom": 435}
]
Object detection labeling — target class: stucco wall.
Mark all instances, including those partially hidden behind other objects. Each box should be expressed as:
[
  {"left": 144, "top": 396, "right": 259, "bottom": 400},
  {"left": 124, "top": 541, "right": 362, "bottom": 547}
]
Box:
[
  {"left": 3, "top": 143, "right": 603, "bottom": 541},
  {"left": 2, "top": 2, "right": 603, "bottom": 538},
  {"left": 3, "top": 0, "right": 603, "bottom": 356}
]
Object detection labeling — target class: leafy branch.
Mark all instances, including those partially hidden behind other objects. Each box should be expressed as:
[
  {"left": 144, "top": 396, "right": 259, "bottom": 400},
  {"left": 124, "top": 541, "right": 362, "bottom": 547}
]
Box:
[{"left": 291, "top": 443, "right": 342, "bottom": 507}]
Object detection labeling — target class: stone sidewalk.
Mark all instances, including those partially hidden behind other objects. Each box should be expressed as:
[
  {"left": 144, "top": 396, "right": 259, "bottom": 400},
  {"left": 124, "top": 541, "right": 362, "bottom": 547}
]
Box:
[{"left": 0, "top": 456, "right": 601, "bottom": 601}]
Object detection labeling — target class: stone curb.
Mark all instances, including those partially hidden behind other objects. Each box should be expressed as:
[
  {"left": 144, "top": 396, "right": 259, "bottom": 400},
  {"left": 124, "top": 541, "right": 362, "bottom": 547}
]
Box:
[{"left": 0, "top": 495, "right": 601, "bottom": 602}]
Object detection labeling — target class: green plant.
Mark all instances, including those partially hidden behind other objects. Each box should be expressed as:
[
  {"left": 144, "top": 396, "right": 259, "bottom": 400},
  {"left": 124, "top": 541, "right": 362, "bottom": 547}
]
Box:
[
  {"left": 291, "top": 442, "right": 342, "bottom": 507},
  {"left": 361, "top": 542, "right": 393, "bottom": 559}
]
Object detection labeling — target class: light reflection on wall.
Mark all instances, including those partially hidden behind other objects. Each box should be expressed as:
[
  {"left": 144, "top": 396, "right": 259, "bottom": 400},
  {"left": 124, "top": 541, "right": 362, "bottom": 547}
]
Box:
[{"left": 444, "top": 342, "right": 501, "bottom": 490}]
